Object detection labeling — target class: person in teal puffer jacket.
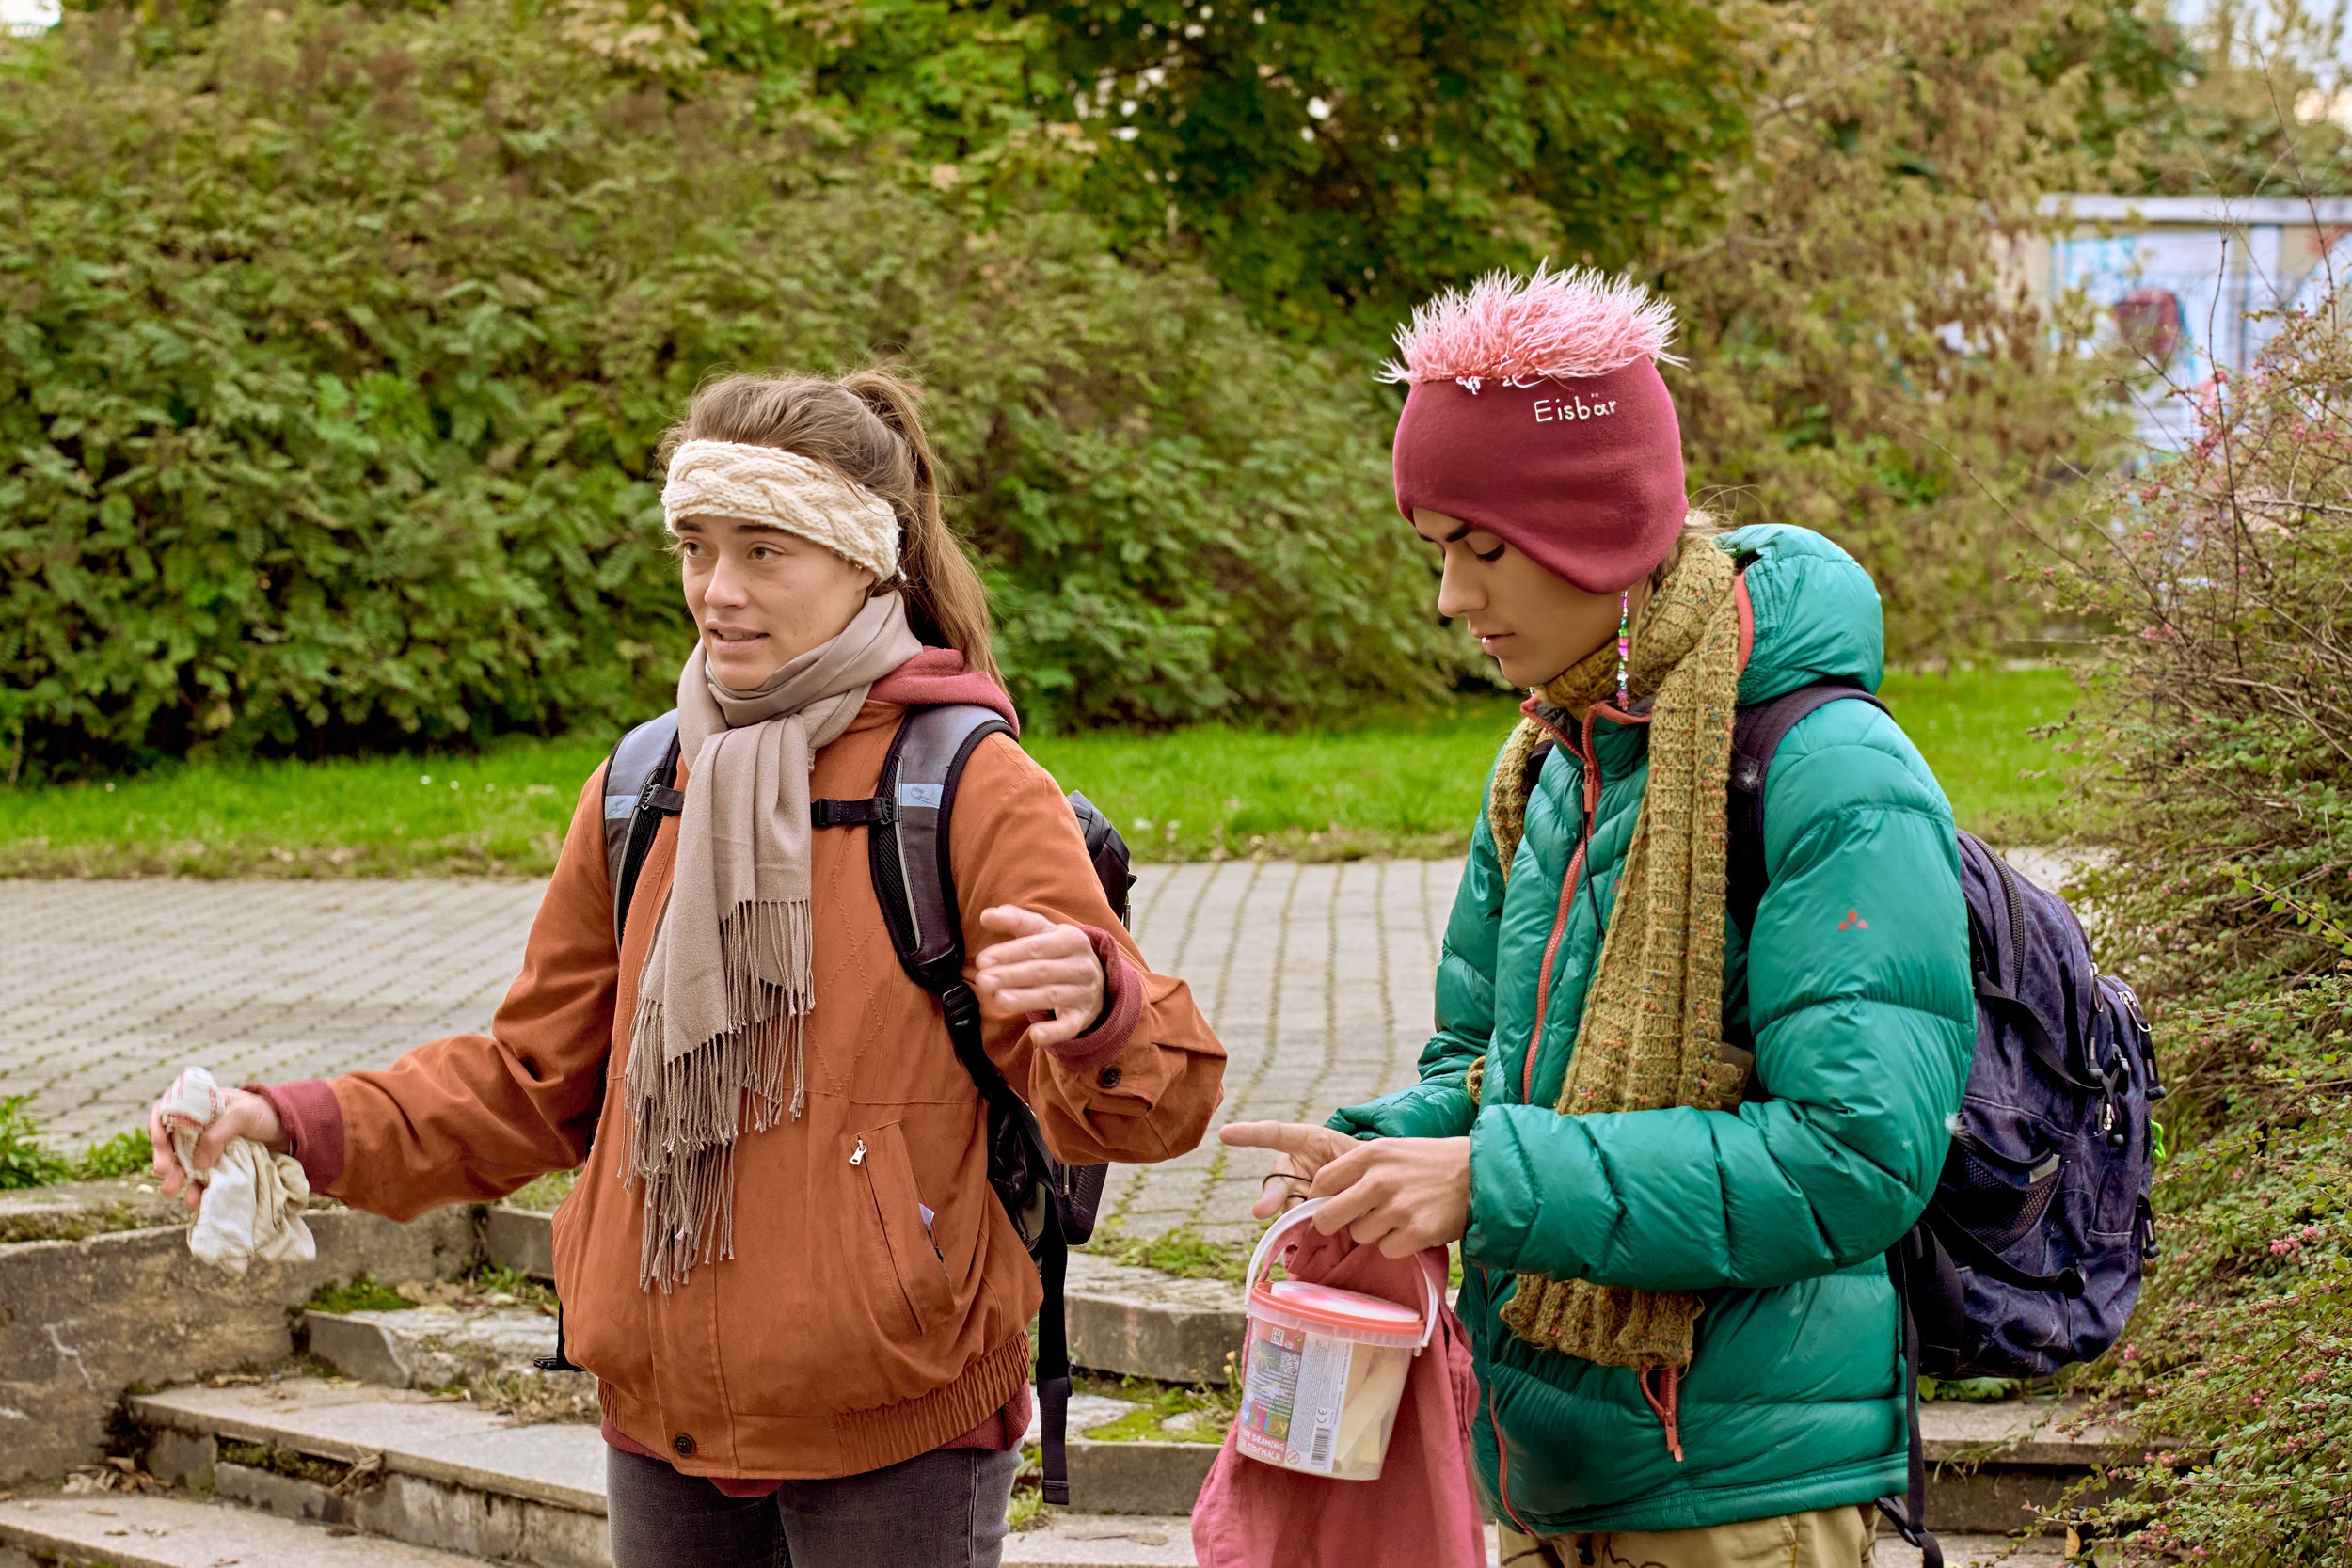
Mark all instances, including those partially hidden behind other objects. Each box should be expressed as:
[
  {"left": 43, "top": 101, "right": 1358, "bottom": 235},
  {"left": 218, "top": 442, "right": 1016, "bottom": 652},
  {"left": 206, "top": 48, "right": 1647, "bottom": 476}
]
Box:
[{"left": 1223, "top": 268, "right": 1974, "bottom": 1567}]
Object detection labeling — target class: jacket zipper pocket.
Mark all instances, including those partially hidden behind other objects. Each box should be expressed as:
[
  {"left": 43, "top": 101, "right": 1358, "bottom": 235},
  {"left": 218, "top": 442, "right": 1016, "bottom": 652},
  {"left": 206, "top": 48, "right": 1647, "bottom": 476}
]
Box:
[{"left": 852, "top": 1124, "right": 953, "bottom": 1335}]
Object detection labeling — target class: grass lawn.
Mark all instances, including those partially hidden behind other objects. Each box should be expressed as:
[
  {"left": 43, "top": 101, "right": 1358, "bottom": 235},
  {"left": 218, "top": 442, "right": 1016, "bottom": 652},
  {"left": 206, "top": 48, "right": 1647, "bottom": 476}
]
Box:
[{"left": 0, "top": 668, "right": 2084, "bottom": 878}]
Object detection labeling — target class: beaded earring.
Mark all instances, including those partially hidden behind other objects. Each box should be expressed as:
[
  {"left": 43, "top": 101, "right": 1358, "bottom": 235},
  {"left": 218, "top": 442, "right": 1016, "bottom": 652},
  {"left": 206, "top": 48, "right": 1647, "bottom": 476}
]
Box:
[{"left": 1614, "top": 590, "right": 1632, "bottom": 708}]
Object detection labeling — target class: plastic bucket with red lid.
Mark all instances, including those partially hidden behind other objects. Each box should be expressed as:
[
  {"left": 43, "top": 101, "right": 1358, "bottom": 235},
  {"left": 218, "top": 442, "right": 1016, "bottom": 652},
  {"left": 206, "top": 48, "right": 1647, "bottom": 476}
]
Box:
[{"left": 1232, "top": 1197, "right": 1438, "bottom": 1481}]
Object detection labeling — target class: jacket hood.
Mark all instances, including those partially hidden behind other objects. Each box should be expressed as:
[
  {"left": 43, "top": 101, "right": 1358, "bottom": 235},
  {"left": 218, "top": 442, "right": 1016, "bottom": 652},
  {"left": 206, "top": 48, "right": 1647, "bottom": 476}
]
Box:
[
  {"left": 868, "top": 646, "right": 1021, "bottom": 735},
  {"left": 1722, "top": 524, "right": 1885, "bottom": 706}
]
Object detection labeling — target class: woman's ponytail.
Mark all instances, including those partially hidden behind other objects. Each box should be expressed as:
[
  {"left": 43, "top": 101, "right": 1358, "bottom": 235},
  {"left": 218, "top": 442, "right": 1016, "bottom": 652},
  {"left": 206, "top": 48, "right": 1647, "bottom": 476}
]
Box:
[{"left": 837, "top": 370, "right": 1000, "bottom": 685}]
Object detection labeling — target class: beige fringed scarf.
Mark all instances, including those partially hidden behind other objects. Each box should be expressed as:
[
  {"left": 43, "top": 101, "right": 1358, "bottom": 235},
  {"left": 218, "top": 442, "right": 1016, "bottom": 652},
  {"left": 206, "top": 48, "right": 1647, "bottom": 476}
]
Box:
[
  {"left": 624, "top": 593, "right": 922, "bottom": 1291},
  {"left": 1475, "top": 539, "right": 1748, "bottom": 1374}
]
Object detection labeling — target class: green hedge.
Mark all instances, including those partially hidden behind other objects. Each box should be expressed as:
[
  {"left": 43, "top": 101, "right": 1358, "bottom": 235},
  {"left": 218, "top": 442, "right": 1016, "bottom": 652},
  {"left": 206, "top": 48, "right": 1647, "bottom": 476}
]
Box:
[{"left": 0, "top": 1, "right": 1469, "bottom": 781}]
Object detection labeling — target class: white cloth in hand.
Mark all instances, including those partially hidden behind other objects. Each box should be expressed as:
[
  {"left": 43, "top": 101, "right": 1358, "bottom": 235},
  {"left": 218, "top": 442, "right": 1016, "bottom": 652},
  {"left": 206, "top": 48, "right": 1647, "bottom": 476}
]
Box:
[{"left": 160, "top": 1067, "right": 315, "bottom": 1275}]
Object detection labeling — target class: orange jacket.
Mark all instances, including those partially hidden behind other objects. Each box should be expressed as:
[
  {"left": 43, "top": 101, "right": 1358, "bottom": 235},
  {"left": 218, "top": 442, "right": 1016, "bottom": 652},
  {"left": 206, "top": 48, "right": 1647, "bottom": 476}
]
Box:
[{"left": 268, "top": 696, "right": 1226, "bottom": 1479}]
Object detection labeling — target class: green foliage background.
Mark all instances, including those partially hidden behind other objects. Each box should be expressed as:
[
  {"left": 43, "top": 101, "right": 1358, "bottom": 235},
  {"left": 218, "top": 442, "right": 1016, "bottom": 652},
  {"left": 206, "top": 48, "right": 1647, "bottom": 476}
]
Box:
[
  {"left": 0, "top": 0, "right": 2279, "bottom": 786},
  {"left": 0, "top": 0, "right": 1472, "bottom": 781}
]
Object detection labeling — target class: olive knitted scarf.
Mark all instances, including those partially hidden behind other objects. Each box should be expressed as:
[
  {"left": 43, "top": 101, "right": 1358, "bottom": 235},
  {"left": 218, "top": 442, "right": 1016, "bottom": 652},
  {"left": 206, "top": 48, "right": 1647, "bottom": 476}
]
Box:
[{"left": 1478, "top": 538, "right": 1747, "bottom": 1373}]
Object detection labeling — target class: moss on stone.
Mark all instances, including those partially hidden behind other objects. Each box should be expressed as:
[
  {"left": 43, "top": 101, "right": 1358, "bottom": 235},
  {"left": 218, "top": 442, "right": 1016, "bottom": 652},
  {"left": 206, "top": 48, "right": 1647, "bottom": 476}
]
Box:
[
  {"left": 304, "top": 1275, "right": 412, "bottom": 1314},
  {"left": 216, "top": 1440, "right": 349, "bottom": 1488}
]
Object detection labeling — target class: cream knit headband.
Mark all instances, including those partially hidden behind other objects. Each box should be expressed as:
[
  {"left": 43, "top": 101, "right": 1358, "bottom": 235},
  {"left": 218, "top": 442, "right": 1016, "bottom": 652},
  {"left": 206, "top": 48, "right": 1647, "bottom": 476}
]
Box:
[{"left": 661, "top": 439, "right": 901, "bottom": 583}]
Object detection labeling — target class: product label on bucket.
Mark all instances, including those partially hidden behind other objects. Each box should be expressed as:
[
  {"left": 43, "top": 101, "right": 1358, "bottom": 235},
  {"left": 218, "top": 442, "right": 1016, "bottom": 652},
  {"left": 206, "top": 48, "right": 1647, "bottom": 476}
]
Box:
[{"left": 1236, "top": 1320, "right": 1354, "bottom": 1473}]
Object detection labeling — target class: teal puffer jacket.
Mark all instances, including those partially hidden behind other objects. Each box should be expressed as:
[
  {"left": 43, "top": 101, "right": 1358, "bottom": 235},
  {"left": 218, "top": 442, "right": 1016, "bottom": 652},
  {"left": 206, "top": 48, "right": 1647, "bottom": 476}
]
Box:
[{"left": 1330, "top": 525, "right": 1974, "bottom": 1537}]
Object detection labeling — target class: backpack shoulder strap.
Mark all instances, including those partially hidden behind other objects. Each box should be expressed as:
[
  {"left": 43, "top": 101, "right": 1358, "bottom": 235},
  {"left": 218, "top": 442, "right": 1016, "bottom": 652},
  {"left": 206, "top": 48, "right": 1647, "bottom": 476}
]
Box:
[
  {"left": 850, "top": 705, "right": 1018, "bottom": 993},
  {"left": 814, "top": 705, "right": 1025, "bottom": 1116},
  {"left": 604, "top": 710, "right": 682, "bottom": 952},
  {"left": 825, "top": 705, "right": 1089, "bottom": 1505},
  {"left": 1726, "top": 679, "right": 1886, "bottom": 938}
]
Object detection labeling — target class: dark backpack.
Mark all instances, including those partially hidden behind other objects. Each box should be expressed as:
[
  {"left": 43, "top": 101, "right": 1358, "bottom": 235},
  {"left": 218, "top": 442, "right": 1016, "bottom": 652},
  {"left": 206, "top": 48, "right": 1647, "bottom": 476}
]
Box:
[
  {"left": 595, "top": 704, "right": 1130, "bottom": 1507},
  {"left": 1726, "top": 684, "right": 2163, "bottom": 1568}
]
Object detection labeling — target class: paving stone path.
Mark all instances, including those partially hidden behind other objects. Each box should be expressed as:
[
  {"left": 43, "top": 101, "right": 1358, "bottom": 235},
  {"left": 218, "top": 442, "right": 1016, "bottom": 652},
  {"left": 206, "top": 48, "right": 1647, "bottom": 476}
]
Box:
[
  {"left": 0, "top": 863, "right": 1460, "bottom": 1246},
  {"left": 0, "top": 848, "right": 2086, "bottom": 1245}
]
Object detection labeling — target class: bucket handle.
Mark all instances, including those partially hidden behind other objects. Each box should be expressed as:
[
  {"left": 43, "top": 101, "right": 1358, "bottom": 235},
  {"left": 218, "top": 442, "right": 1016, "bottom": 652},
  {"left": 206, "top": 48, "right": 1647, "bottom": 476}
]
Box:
[{"left": 1244, "top": 1196, "right": 1441, "bottom": 1354}]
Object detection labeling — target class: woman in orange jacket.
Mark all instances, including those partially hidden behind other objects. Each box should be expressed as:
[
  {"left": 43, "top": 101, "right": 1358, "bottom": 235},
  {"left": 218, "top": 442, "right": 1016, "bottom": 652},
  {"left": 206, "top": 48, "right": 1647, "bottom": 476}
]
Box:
[{"left": 149, "top": 369, "right": 1229, "bottom": 1568}]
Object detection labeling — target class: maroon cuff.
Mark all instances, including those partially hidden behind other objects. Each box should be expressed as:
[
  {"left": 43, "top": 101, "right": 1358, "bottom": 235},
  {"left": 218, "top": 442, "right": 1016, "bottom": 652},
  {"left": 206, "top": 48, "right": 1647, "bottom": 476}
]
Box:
[
  {"left": 250, "top": 1079, "right": 345, "bottom": 1195},
  {"left": 1035, "top": 926, "right": 1142, "bottom": 1075}
]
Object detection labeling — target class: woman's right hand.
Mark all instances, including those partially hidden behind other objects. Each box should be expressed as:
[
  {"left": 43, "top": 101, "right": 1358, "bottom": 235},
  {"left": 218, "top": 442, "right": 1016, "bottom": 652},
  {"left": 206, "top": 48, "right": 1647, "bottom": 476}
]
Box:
[
  {"left": 1219, "top": 1120, "right": 1359, "bottom": 1220},
  {"left": 150, "top": 1087, "right": 288, "bottom": 1212}
]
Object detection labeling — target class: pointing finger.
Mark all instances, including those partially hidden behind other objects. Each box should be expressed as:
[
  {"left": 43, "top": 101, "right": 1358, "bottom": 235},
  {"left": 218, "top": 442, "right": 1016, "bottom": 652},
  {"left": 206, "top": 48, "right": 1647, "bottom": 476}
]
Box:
[{"left": 1217, "top": 1122, "right": 1350, "bottom": 1161}]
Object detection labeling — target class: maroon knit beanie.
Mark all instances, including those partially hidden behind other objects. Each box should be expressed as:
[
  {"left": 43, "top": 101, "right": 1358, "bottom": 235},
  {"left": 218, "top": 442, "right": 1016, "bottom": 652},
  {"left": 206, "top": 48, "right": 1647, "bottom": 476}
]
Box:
[{"left": 1387, "top": 266, "right": 1687, "bottom": 594}]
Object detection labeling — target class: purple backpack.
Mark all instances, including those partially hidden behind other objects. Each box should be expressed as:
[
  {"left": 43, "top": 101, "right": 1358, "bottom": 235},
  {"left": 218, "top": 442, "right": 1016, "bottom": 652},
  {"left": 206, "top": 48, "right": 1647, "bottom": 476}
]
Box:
[{"left": 1729, "top": 685, "right": 2163, "bottom": 1567}]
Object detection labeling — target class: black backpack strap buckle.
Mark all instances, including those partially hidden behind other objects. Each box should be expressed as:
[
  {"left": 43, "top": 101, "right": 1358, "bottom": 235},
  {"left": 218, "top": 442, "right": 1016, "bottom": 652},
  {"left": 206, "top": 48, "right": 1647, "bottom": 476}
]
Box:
[
  {"left": 938, "top": 978, "right": 984, "bottom": 1042},
  {"left": 811, "top": 796, "right": 897, "bottom": 829}
]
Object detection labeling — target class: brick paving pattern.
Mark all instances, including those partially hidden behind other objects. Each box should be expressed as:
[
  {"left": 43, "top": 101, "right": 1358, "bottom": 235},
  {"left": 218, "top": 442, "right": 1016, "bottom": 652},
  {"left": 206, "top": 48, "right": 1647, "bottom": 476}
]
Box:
[{"left": 0, "top": 863, "right": 1460, "bottom": 1243}]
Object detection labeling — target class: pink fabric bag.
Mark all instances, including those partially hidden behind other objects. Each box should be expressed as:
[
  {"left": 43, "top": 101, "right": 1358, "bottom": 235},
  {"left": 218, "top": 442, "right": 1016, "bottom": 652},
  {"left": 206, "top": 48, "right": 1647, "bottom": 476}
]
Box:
[{"left": 1192, "top": 1230, "right": 1486, "bottom": 1568}]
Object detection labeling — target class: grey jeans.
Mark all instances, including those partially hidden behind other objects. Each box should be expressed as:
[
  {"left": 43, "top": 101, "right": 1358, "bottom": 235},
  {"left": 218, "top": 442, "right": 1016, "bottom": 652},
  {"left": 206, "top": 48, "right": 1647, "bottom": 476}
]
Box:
[{"left": 605, "top": 1444, "right": 1022, "bottom": 1568}]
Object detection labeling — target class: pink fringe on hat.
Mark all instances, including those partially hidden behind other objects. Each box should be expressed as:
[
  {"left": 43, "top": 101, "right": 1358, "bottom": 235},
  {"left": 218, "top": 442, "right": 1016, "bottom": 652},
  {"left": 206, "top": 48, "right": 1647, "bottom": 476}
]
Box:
[{"left": 1381, "top": 262, "right": 1681, "bottom": 392}]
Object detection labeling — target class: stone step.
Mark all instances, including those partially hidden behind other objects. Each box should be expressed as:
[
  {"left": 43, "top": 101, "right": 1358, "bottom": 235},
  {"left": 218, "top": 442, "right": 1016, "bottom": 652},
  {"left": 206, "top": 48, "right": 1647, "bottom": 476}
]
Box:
[
  {"left": 1065, "top": 1437, "right": 1220, "bottom": 1517},
  {"left": 304, "top": 1305, "right": 601, "bottom": 1423},
  {"left": 285, "top": 1290, "right": 2126, "bottom": 1535},
  {"left": 306, "top": 1305, "right": 562, "bottom": 1390},
  {"left": 132, "top": 1378, "right": 609, "bottom": 1568},
  {"left": 1064, "top": 1250, "right": 1246, "bottom": 1387},
  {"left": 0, "top": 1490, "right": 497, "bottom": 1568},
  {"left": 156, "top": 1354, "right": 2117, "bottom": 1542},
  {"left": 0, "top": 1487, "right": 2068, "bottom": 1568},
  {"left": 127, "top": 1376, "right": 1198, "bottom": 1565},
  {"left": 1915, "top": 1398, "right": 2132, "bottom": 1535},
  {"left": 0, "top": 1204, "right": 477, "bottom": 1487},
  {"left": 112, "top": 1378, "right": 2085, "bottom": 1568}
]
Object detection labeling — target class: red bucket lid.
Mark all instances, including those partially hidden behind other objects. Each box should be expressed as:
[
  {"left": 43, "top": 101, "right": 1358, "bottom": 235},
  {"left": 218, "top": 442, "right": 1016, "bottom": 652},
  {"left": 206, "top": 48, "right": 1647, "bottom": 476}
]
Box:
[{"left": 1248, "top": 1277, "right": 1425, "bottom": 1338}]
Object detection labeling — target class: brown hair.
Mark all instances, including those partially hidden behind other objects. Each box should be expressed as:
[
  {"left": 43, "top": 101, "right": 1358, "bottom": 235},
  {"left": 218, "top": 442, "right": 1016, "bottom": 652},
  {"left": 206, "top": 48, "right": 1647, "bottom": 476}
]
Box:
[{"left": 659, "top": 369, "right": 998, "bottom": 681}]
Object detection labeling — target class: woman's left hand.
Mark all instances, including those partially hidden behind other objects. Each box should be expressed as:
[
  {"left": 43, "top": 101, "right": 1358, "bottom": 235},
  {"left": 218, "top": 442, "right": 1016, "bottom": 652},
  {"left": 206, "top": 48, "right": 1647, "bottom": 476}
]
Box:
[
  {"left": 974, "top": 906, "right": 1106, "bottom": 1048},
  {"left": 1225, "top": 1123, "right": 1472, "bottom": 1258}
]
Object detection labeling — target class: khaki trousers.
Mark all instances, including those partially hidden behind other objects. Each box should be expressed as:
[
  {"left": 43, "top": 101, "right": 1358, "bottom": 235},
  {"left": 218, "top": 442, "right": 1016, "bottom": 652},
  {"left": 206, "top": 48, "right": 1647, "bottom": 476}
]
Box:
[{"left": 1498, "top": 1504, "right": 1877, "bottom": 1568}]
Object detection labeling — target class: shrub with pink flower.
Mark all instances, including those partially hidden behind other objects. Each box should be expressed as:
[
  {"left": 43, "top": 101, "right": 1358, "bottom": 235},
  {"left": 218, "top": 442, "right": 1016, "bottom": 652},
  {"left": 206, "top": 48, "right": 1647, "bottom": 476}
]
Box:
[{"left": 2055, "top": 293, "right": 2352, "bottom": 1567}]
